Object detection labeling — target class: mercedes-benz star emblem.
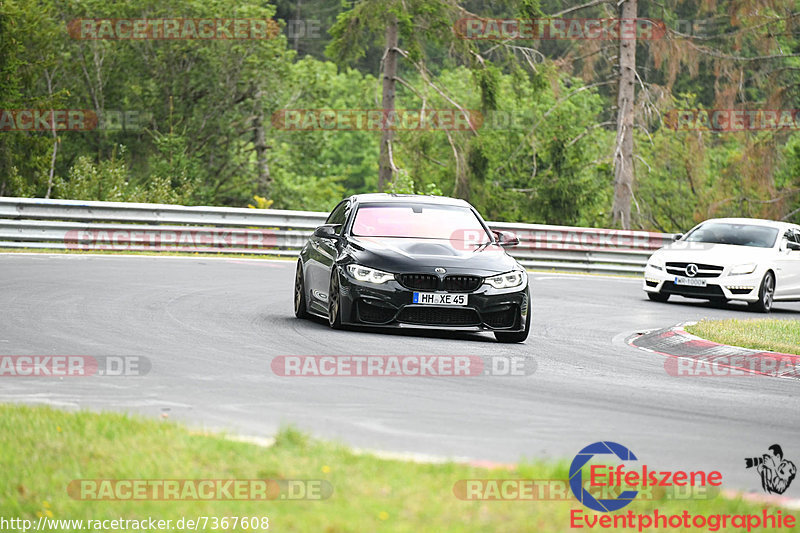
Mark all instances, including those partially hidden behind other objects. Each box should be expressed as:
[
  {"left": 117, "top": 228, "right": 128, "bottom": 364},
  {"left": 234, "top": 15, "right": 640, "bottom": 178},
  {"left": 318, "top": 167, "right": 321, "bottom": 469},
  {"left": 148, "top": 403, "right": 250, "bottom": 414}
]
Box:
[
  {"left": 685, "top": 263, "right": 699, "bottom": 277},
  {"left": 435, "top": 267, "right": 446, "bottom": 274}
]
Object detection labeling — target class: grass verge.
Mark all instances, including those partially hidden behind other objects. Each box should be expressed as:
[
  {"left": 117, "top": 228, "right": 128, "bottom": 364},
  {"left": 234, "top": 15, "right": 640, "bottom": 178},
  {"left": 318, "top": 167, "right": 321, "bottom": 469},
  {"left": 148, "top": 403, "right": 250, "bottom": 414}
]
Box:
[
  {"left": 1, "top": 405, "right": 796, "bottom": 532},
  {"left": 686, "top": 319, "right": 800, "bottom": 355}
]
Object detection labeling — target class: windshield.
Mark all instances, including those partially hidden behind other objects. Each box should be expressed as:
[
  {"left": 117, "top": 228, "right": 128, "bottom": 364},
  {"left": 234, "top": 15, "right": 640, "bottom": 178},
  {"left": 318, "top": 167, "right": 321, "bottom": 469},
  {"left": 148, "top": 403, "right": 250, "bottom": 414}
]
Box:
[
  {"left": 351, "top": 203, "right": 492, "bottom": 241},
  {"left": 684, "top": 222, "right": 779, "bottom": 248}
]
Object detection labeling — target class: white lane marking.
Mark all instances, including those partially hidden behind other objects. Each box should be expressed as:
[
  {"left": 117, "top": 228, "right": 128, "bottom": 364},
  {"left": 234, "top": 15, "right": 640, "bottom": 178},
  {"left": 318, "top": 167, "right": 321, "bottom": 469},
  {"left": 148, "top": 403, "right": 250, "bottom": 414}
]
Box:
[
  {"left": 350, "top": 448, "right": 472, "bottom": 464},
  {"left": 217, "top": 433, "right": 472, "bottom": 464},
  {"left": 533, "top": 274, "right": 640, "bottom": 282},
  {"left": 225, "top": 434, "right": 276, "bottom": 447},
  {"left": 611, "top": 330, "right": 643, "bottom": 348}
]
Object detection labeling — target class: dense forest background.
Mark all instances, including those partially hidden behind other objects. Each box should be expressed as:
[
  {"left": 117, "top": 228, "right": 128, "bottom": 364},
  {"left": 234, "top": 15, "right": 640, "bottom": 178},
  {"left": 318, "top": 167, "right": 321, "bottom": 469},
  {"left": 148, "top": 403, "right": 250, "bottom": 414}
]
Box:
[{"left": 2, "top": 0, "right": 800, "bottom": 231}]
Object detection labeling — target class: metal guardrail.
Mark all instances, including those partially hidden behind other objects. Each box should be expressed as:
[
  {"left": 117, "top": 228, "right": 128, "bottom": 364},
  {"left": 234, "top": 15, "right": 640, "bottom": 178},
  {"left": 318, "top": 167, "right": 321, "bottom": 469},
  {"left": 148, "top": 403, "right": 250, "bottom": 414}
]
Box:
[{"left": 0, "top": 197, "right": 670, "bottom": 275}]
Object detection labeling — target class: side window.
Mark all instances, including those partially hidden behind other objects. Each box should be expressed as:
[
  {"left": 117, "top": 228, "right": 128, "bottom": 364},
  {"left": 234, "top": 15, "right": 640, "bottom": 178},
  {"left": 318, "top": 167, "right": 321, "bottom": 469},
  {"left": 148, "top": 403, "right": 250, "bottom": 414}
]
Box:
[
  {"left": 325, "top": 201, "right": 352, "bottom": 235},
  {"left": 341, "top": 202, "right": 352, "bottom": 232},
  {"left": 326, "top": 201, "right": 348, "bottom": 226},
  {"left": 784, "top": 230, "right": 798, "bottom": 244}
]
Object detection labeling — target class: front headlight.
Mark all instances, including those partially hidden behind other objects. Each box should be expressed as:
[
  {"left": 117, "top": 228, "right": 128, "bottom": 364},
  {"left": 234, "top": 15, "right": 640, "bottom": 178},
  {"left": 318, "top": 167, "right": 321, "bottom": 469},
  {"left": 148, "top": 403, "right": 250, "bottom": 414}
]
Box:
[
  {"left": 346, "top": 264, "right": 395, "bottom": 284},
  {"left": 484, "top": 270, "right": 526, "bottom": 289},
  {"left": 646, "top": 256, "right": 664, "bottom": 271},
  {"left": 730, "top": 263, "right": 757, "bottom": 276}
]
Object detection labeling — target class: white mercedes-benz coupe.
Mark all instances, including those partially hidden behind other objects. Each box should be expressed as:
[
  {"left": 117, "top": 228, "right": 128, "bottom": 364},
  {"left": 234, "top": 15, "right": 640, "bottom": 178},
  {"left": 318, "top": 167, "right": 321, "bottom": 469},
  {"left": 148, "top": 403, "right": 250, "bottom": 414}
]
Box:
[{"left": 643, "top": 218, "right": 800, "bottom": 312}]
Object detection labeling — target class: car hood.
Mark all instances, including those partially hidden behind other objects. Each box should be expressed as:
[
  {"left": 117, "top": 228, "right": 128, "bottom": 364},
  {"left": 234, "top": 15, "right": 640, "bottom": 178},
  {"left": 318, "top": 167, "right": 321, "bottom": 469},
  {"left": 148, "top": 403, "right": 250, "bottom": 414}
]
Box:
[
  {"left": 651, "top": 242, "right": 776, "bottom": 265},
  {"left": 345, "top": 236, "right": 520, "bottom": 275}
]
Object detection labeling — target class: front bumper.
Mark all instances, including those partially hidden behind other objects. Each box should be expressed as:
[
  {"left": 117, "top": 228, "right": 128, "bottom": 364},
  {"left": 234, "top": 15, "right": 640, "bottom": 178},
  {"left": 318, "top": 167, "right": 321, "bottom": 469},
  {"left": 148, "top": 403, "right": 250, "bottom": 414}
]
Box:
[
  {"left": 338, "top": 273, "right": 530, "bottom": 331},
  {"left": 642, "top": 265, "right": 762, "bottom": 302}
]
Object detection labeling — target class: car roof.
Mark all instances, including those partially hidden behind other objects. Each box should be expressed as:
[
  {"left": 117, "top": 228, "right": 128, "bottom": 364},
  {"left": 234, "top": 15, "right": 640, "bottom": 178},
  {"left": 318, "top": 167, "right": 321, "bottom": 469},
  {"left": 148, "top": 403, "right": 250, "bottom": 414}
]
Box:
[
  {"left": 698, "top": 217, "right": 794, "bottom": 230},
  {"left": 347, "top": 193, "right": 472, "bottom": 207}
]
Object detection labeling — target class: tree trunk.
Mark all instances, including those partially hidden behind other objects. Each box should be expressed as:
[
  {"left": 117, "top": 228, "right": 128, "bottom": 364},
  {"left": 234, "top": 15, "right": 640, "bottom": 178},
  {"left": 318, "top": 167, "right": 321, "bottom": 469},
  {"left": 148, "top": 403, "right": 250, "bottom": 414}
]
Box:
[
  {"left": 44, "top": 68, "right": 58, "bottom": 199},
  {"left": 293, "top": 0, "right": 302, "bottom": 52},
  {"left": 378, "top": 14, "right": 398, "bottom": 192},
  {"left": 253, "top": 88, "right": 272, "bottom": 195},
  {"left": 46, "top": 131, "right": 58, "bottom": 199},
  {"left": 451, "top": 134, "right": 469, "bottom": 200},
  {"left": 611, "top": 0, "right": 636, "bottom": 229}
]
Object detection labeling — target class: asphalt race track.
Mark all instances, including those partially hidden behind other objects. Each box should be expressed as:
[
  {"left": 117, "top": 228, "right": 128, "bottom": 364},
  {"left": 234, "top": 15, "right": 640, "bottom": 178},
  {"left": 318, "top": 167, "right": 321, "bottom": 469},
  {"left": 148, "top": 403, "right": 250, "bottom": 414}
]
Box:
[{"left": 2, "top": 253, "right": 799, "bottom": 490}]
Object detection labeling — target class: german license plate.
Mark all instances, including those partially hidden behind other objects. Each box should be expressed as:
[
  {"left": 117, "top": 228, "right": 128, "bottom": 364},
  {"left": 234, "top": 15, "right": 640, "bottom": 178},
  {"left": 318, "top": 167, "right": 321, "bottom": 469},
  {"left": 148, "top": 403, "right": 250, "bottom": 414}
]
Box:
[
  {"left": 674, "top": 276, "right": 707, "bottom": 287},
  {"left": 412, "top": 292, "right": 468, "bottom": 306}
]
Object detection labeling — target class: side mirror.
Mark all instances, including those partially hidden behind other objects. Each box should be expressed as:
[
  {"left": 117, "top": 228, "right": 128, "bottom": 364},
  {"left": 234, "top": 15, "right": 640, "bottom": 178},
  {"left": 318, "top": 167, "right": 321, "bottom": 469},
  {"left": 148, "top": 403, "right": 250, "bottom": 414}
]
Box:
[
  {"left": 788, "top": 242, "right": 800, "bottom": 251},
  {"left": 493, "top": 230, "right": 519, "bottom": 247},
  {"left": 313, "top": 225, "right": 342, "bottom": 240},
  {"left": 672, "top": 233, "right": 684, "bottom": 241}
]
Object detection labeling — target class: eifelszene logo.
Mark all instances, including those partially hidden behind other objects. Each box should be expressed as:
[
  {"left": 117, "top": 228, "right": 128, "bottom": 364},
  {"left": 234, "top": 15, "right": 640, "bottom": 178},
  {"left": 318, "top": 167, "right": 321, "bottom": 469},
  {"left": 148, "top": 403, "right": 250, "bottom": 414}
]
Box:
[
  {"left": 569, "top": 441, "right": 722, "bottom": 513},
  {"left": 745, "top": 444, "right": 797, "bottom": 495}
]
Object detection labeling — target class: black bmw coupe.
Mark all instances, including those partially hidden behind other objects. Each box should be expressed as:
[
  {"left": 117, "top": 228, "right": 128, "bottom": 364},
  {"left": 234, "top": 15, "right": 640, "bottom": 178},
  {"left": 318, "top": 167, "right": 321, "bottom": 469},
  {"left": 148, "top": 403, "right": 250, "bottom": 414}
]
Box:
[{"left": 294, "top": 194, "right": 531, "bottom": 342}]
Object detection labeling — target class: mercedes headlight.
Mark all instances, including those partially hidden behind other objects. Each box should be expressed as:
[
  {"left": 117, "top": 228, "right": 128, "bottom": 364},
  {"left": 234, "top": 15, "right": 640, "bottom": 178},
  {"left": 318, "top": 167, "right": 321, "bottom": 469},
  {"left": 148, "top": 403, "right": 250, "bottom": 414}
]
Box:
[
  {"left": 484, "top": 270, "right": 526, "bottom": 289},
  {"left": 346, "top": 264, "right": 395, "bottom": 284},
  {"left": 730, "top": 263, "right": 757, "bottom": 276}
]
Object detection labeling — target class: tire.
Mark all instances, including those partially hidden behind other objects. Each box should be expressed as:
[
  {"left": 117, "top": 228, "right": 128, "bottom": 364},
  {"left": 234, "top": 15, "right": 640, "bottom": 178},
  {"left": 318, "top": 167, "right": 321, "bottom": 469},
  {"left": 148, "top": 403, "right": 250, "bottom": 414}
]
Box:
[
  {"left": 327, "top": 268, "right": 343, "bottom": 329},
  {"left": 647, "top": 292, "right": 670, "bottom": 303},
  {"left": 495, "top": 293, "right": 531, "bottom": 343},
  {"left": 748, "top": 272, "right": 775, "bottom": 313},
  {"left": 294, "top": 261, "right": 310, "bottom": 319}
]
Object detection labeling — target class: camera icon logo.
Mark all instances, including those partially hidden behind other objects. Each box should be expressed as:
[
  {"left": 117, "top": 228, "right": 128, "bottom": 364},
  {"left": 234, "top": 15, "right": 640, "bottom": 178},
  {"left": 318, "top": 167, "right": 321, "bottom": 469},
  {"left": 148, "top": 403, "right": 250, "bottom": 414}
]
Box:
[{"left": 745, "top": 444, "right": 797, "bottom": 495}]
